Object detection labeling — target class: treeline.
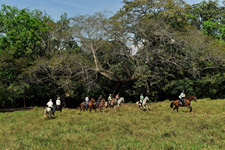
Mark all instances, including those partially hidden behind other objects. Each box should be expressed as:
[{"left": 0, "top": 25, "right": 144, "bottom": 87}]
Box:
[{"left": 0, "top": 0, "right": 225, "bottom": 108}]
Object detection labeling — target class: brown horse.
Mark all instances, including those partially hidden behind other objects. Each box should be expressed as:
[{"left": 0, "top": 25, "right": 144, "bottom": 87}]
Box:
[
  {"left": 80, "top": 98, "right": 96, "bottom": 112},
  {"left": 109, "top": 98, "right": 116, "bottom": 108},
  {"left": 98, "top": 98, "right": 105, "bottom": 112},
  {"left": 170, "top": 96, "right": 198, "bottom": 112},
  {"left": 80, "top": 101, "right": 86, "bottom": 111}
]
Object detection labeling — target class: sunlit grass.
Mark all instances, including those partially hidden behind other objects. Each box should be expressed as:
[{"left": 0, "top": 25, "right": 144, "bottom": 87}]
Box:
[{"left": 0, "top": 99, "right": 224, "bottom": 149}]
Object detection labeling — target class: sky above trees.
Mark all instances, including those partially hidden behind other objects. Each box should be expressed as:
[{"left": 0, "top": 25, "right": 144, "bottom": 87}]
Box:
[{"left": 1, "top": 0, "right": 211, "bottom": 21}]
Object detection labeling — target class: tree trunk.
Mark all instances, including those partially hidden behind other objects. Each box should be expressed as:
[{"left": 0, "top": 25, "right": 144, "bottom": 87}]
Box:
[{"left": 112, "top": 82, "right": 123, "bottom": 98}]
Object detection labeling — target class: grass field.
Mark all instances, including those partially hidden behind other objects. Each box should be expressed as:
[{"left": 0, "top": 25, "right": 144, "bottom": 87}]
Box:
[{"left": 0, "top": 98, "right": 225, "bottom": 150}]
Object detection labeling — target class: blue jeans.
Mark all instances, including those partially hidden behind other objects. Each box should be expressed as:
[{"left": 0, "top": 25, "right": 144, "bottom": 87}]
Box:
[
  {"left": 49, "top": 107, "right": 55, "bottom": 113},
  {"left": 52, "top": 107, "right": 55, "bottom": 113},
  {"left": 86, "top": 102, "right": 89, "bottom": 108}
]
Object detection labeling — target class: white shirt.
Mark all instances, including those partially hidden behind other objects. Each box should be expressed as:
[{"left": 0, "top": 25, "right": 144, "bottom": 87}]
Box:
[
  {"left": 47, "top": 101, "right": 53, "bottom": 107},
  {"left": 56, "top": 99, "right": 61, "bottom": 105},
  {"left": 85, "top": 97, "right": 89, "bottom": 102},
  {"left": 179, "top": 93, "right": 186, "bottom": 99}
]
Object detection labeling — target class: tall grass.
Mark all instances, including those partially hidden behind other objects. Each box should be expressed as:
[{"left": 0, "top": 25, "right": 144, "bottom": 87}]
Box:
[{"left": 0, "top": 99, "right": 224, "bottom": 149}]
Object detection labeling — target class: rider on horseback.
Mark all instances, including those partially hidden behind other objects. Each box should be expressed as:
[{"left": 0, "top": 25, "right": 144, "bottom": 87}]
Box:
[
  {"left": 56, "top": 97, "right": 61, "bottom": 109},
  {"left": 179, "top": 90, "right": 186, "bottom": 106},
  {"left": 85, "top": 96, "right": 89, "bottom": 109},
  {"left": 139, "top": 94, "right": 144, "bottom": 106},
  {"left": 47, "top": 99, "right": 55, "bottom": 113},
  {"left": 115, "top": 94, "right": 119, "bottom": 104},
  {"left": 108, "top": 94, "right": 112, "bottom": 102}
]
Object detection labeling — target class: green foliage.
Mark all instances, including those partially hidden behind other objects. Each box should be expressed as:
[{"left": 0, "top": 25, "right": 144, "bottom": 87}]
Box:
[
  {"left": 0, "top": 4, "right": 51, "bottom": 59},
  {"left": 0, "top": 1, "right": 225, "bottom": 108},
  {"left": 188, "top": 0, "right": 225, "bottom": 41}
]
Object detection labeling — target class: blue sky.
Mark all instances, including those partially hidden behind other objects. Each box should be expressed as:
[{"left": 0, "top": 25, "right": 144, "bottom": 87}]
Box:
[{"left": 0, "top": 0, "right": 210, "bottom": 21}]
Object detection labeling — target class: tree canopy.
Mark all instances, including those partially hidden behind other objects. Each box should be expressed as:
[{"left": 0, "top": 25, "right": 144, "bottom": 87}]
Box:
[{"left": 0, "top": 0, "right": 225, "bottom": 108}]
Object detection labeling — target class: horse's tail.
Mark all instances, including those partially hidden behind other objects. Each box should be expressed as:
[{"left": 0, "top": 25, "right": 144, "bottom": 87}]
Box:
[
  {"left": 170, "top": 101, "right": 174, "bottom": 108},
  {"left": 80, "top": 103, "right": 83, "bottom": 111}
]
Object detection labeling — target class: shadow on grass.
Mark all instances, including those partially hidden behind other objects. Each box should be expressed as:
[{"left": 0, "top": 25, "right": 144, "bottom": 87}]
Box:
[{"left": 45, "top": 116, "right": 57, "bottom": 120}]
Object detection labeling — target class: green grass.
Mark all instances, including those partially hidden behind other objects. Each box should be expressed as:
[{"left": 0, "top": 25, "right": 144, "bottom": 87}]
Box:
[{"left": 0, "top": 99, "right": 225, "bottom": 150}]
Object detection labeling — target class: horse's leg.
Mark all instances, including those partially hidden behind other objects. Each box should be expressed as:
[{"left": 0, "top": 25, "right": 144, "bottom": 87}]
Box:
[
  {"left": 176, "top": 106, "right": 179, "bottom": 112},
  {"left": 173, "top": 106, "right": 176, "bottom": 111},
  {"left": 187, "top": 105, "right": 192, "bottom": 112},
  {"left": 117, "top": 104, "right": 119, "bottom": 110},
  {"left": 44, "top": 109, "right": 47, "bottom": 118}
]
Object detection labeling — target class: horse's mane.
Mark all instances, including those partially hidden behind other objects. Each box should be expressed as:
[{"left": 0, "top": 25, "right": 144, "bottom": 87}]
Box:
[{"left": 90, "top": 98, "right": 95, "bottom": 102}]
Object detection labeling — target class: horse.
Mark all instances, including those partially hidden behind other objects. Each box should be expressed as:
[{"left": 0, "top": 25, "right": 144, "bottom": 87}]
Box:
[
  {"left": 98, "top": 98, "right": 105, "bottom": 112},
  {"left": 109, "top": 98, "right": 117, "bottom": 108},
  {"left": 44, "top": 107, "right": 54, "bottom": 118},
  {"left": 88, "top": 98, "right": 96, "bottom": 112},
  {"left": 80, "top": 101, "right": 86, "bottom": 111},
  {"left": 54, "top": 102, "right": 64, "bottom": 113},
  {"left": 116, "top": 97, "right": 125, "bottom": 109},
  {"left": 79, "top": 98, "right": 96, "bottom": 112},
  {"left": 170, "top": 96, "right": 198, "bottom": 112},
  {"left": 137, "top": 96, "right": 150, "bottom": 110}
]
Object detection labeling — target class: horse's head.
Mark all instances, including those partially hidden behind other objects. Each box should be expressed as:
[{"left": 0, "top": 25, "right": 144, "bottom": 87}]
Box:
[
  {"left": 90, "top": 98, "right": 95, "bottom": 103},
  {"left": 120, "top": 97, "right": 125, "bottom": 103},
  {"left": 145, "top": 96, "right": 149, "bottom": 101},
  {"left": 189, "top": 96, "right": 197, "bottom": 103},
  {"left": 193, "top": 96, "right": 198, "bottom": 103}
]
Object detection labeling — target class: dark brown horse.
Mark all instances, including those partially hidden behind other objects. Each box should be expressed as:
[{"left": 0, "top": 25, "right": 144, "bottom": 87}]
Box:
[
  {"left": 79, "top": 98, "right": 96, "bottom": 112},
  {"left": 170, "top": 96, "right": 198, "bottom": 112},
  {"left": 98, "top": 98, "right": 105, "bottom": 112},
  {"left": 54, "top": 103, "right": 64, "bottom": 113}
]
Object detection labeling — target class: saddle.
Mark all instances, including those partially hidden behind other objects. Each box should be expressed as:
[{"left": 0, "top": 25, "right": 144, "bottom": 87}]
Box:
[
  {"left": 56, "top": 105, "right": 61, "bottom": 109},
  {"left": 138, "top": 101, "right": 142, "bottom": 106},
  {"left": 178, "top": 100, "right": 186, "bottom": 107}
]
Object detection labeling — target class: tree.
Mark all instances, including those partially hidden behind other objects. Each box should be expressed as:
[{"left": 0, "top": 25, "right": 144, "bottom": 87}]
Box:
[
  {"left": 0, "top": 5, "right": 52, "bottom": 107},
  {"left": 188, "top": 0, "right": 225, "bottom": 41}
]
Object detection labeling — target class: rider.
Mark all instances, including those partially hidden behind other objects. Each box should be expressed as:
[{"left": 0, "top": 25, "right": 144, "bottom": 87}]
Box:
[
  {"left": 47, "top": 99, "right": 55, "bottom": 113},
  {"left": 108, "top": 94, "right": 112, "bottom": 102},
  {"left": 115, "top": 94, "right": 119, "bottom": 102},
  {"left": 56, "top": 96, "right": 61, "bottom": 109},
  {"left": 179, "top": 90, "right": 186, "bottom": 106},
  {"left": 97, "top": 95, "right": 102, "bottom": 107},
  {"left": 140, "top": 94, "right": 144, "bottom": 105},
  {"left": 85, "top": 96, "right": 89, "bottom": 109}
]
